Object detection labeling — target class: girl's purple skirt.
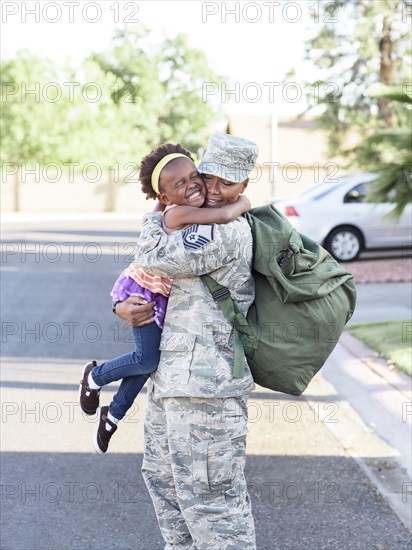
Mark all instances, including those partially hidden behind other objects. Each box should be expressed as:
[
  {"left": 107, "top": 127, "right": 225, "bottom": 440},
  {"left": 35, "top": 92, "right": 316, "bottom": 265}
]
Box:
[{"left": 111, "top": 272, "right": 168, "bottom": 329}]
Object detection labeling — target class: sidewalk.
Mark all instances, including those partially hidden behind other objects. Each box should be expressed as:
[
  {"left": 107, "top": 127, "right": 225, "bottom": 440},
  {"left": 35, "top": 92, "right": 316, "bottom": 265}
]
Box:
[{"left": 1, "top": 339, "right": 411, "bottom": 550}]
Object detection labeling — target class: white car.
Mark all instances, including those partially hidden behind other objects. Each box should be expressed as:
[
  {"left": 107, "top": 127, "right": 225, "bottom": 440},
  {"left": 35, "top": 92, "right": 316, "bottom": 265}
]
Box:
[{"left": 271, "top": 173, "right": 412, "bottom": 261}]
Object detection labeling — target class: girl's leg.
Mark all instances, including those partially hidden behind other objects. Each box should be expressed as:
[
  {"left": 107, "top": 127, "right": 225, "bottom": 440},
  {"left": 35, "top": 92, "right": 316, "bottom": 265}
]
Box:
[
  {"left": 108, "top": 374, "right": 149, "bottom": 421},
  {"left": 92, "top": 322, "right": 161, "bottom": 386},
  {"left": 95, "top": 322, "right": 161, "bottom": 421}
]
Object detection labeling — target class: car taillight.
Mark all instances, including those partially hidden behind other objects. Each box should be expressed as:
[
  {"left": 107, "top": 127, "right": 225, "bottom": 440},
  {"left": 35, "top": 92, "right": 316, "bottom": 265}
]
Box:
[{"left": 284, "top": 205, "right": 299, "bottom": 217}]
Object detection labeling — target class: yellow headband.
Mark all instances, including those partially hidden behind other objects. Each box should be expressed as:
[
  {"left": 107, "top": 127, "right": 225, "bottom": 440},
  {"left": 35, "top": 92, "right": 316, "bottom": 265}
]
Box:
[{"left": 151, "top": 153, "right": 188, "bottom": 195}]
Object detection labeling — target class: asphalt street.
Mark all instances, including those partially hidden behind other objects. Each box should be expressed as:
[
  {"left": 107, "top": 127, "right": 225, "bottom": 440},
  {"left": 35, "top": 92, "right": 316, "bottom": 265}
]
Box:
[
  {"left": 1, "top": 217, "right": 411, "bottom": 550},
  {"left": 349, "top": 282, "right": 411, "bottom": 323}
]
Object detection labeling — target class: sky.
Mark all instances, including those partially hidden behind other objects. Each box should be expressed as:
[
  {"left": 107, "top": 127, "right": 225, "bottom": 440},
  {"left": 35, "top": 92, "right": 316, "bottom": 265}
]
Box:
[{"left": 1, "top": 0, "right": 318, "bottom": 117}]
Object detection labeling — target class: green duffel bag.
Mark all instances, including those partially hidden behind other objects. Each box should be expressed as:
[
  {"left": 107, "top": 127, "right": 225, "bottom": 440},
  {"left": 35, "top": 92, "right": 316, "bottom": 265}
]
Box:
[{"left": 202, "top": 204, "right": 356, "bottom": 396}]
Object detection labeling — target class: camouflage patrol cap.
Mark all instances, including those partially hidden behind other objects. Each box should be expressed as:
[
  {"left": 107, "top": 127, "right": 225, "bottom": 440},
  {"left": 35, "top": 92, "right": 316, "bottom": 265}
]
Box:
[{"left": 198, "top": 132, "right": 259, "bottom": 183}]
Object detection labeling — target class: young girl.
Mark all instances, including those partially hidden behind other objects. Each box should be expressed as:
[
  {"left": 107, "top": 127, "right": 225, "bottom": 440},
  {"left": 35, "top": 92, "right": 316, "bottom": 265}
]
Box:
[{"left": 79, "top": 143, "right": 250, "bottom": 454}]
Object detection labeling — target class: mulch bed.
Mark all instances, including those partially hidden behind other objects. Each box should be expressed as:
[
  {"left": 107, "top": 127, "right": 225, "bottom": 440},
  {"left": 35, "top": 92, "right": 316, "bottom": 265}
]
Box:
[{"left": 345, "top": 259, "right": 412, "bottom": 283}]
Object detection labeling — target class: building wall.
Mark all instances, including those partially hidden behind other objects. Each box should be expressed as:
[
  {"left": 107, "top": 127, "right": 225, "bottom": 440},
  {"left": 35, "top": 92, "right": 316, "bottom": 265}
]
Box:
[
  {"left": 1, "top": 116, "right": 348, "bottom": 213},
  {"left": 229, "top": 115, "right": 348, "bottom": 202}
]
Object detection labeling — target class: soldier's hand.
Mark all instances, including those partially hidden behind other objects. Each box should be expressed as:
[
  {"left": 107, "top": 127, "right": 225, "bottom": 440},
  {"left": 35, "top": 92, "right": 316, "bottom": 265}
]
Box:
[{"left": 115, "top": 297, "right": 156, "bottom": 327}]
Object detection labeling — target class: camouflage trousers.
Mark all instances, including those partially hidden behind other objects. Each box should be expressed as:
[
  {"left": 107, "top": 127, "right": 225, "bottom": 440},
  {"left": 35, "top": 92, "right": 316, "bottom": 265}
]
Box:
[{"left": 142, "top": 390, "right": 256, "bottom": 550}]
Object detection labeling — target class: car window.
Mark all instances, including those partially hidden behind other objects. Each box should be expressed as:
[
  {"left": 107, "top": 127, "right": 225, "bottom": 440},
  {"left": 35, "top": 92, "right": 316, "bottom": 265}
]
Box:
[
  {"left": 313, "top": 186, "right": 341, "bottom": 200},
  {"left": 300, "top": 181, "right": 342, "bottom": 200},
  {"left": 344, "top": 183, "right": 368, "bottom": 203}
]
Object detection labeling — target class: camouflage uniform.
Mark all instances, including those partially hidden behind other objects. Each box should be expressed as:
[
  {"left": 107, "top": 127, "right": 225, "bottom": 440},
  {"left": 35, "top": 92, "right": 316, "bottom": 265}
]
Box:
[{"left": 136, "top": 212, "right": 256, "bottom": 549}]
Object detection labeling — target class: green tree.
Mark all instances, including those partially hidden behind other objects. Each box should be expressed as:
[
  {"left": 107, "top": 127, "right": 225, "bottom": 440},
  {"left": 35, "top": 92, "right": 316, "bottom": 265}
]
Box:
[
  {"left": 0, "top": 52, "right": 145, "bottom": 167},
  {"left": 1, "top": 52, "right": 62, "bottom": 165},
  {"left": 1, "top": 29, "right": 221, "bottom": 170},
  {"left": 304, "top": 0, "right": 411, "bottom": 154},
  {"left": 354, "top": 83, "right": 412, "bottom": 217},
  {"left": 91, "top": 27, "right": 222, "bottom": 155},
  {"left": 53, "top": 58, "right": 157, "bottom": 166}
]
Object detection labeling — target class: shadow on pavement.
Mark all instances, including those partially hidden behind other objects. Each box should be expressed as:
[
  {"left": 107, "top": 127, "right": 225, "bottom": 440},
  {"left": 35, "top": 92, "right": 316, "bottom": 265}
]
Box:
[{"left": 1, "top": 452, "right": 411, "bottom": 550}]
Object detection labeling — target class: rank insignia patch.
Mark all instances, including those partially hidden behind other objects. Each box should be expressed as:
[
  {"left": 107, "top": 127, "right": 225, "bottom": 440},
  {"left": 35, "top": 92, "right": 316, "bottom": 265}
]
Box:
[{"left": 182, "top": 224, "right": 215, "bottom": 250}]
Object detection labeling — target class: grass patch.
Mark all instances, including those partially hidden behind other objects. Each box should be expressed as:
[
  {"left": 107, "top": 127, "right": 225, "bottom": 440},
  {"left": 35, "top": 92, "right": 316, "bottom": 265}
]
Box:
[{"left": 347, "top": 320, "right": 412, "bottom": 376}]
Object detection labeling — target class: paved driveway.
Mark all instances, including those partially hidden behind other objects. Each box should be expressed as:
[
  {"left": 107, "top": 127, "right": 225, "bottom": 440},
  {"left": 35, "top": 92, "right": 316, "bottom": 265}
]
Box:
[{"left": 1, "top": 216, "right": 411, "bottom": 549}]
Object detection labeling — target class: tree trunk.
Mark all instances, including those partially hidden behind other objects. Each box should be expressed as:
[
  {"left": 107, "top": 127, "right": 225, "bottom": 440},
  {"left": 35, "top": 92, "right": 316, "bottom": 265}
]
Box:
[{"left": 378, "top": 15, "right": 397, "bottom": 127}]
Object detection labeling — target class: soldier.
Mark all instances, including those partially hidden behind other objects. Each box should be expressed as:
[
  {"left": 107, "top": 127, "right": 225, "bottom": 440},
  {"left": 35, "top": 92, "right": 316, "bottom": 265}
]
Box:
[
  {"left": 116, "top": 132, "right": 259, "bottom": 549},
  {"left": 79, "top": 143, "right": 249, "bottom": 454}
]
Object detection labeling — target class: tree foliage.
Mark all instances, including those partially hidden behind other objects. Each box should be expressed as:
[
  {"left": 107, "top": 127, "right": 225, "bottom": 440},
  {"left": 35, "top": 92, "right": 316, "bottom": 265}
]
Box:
[
  {"left": 91, "top": 28, "right": 221, "bottom": 155},
  {"left": 303, "top": 0, "right": 412, "bottom": 215},
  {"left": 354, "top": 84, "right": 412, "bottom": 217},
  {"left": 304, "top": 0, "right": 411, "bottom": 153},
  {"left": 1, "top": 53, "right": 62, "bottom": 164},
  {"left": 1, "top": 28, "right": 221, "bottom": 168}
]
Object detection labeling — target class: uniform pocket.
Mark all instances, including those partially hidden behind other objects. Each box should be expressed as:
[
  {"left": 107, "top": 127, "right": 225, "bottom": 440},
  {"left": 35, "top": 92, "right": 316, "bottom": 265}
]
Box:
[
  {"left": 192, "top": 439, "right": 233, "bottom": 497},
  {"left": 157, "top": 333, "right": 196, "bottom": 386}
]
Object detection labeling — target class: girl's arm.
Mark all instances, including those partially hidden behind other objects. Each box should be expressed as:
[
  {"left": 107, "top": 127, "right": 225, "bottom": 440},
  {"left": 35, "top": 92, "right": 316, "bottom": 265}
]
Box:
[
  {"left": 135, "top": 213, "right": 247, "bottom": 278},
  {"left": 164, "top": 195, "right": 251, "bottom": 230}
]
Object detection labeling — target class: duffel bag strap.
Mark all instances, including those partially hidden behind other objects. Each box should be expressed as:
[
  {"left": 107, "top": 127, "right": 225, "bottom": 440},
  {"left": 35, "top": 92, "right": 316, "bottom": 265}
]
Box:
[{"left": 202, "top": 274, "right": 249, "bottom": 378}]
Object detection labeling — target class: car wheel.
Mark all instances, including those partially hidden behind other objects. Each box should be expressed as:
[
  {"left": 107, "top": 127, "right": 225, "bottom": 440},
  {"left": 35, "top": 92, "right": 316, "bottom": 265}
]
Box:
[{"left": 324, "top": 226, "right": 364, "bottom": 262}]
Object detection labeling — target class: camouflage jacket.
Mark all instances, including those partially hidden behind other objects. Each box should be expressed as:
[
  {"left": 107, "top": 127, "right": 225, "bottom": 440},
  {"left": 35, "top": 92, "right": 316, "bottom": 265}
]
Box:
[{"left": 135, "top": 213, "right": 255, "bottom": 399}]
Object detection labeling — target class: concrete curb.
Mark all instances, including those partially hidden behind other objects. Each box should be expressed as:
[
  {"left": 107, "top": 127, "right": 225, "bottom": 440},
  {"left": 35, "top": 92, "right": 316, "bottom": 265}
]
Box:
[
  {"left": 318, "top": 333, "right": 412, "bottom": 531},
  {"left": 303, "top": 373, "right": 412, "bottom": 532},
  {"left": 341, "top": 330, "right": 411, "bottom": 400}
]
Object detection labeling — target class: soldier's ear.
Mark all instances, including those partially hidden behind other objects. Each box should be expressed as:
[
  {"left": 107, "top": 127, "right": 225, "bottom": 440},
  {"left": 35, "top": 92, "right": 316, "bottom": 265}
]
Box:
[{"left": 241, "top": 179, "right": 249, "bottom": 192}]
